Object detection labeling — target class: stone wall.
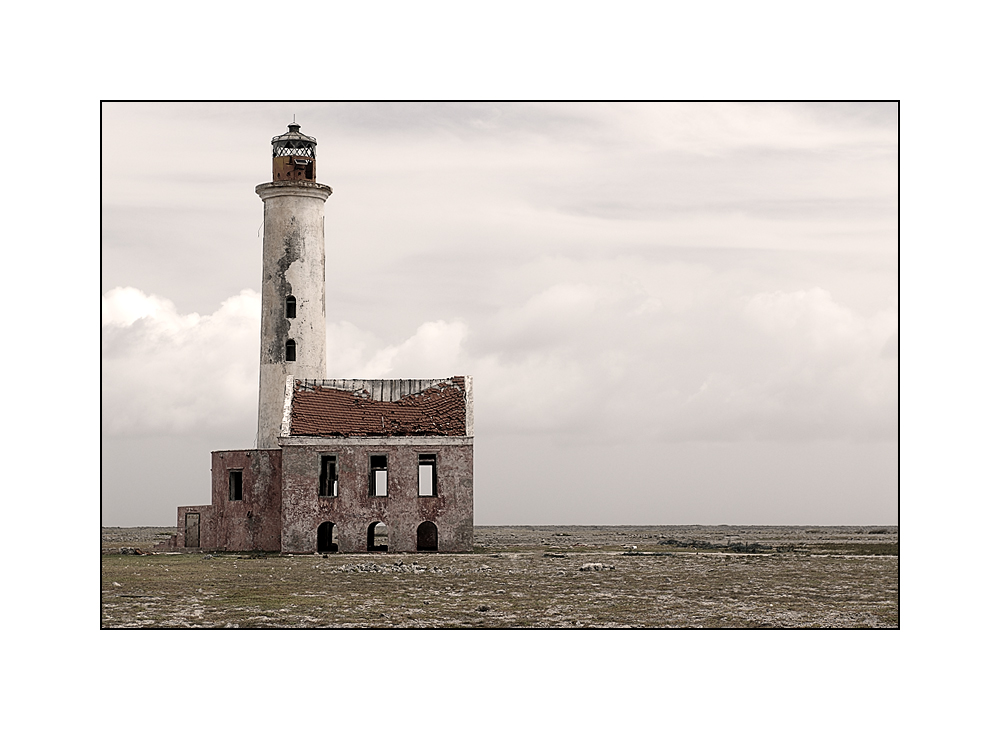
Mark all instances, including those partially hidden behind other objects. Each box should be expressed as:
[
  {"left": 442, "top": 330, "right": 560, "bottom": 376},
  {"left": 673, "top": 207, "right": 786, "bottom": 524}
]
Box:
[
  {"left": 210, "top": 449, "right": 283, "bottom": 551},
  {"left": 279, "top": 438, "right": 473, "bottom": 553}
]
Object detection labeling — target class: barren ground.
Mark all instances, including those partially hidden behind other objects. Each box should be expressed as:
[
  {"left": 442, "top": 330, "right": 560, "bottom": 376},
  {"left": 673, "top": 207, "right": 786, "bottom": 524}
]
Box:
[{"left": 101, "top": 525, "right": 898, "bottom": 628}]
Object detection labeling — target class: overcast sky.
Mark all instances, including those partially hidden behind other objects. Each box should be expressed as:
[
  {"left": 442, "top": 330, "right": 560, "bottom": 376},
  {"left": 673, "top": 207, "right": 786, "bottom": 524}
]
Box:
[{"left": 101, "top": 101, "right": 898, "bottom": 526}]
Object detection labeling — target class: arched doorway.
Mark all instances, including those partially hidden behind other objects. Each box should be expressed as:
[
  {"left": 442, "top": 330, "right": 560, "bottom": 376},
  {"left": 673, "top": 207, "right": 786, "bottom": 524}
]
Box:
[
  {"left": 417, "top": 521, "right": 438, "bottom": 552},
  {"left": 367, "top": 521, "right": 389, "bottom": 552},
  {"left": 317, "top": 522, "right": 338, "bottom": 553}
]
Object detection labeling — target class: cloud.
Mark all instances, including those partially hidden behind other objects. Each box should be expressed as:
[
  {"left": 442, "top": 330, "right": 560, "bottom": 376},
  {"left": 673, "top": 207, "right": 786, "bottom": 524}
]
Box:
[
  {"left": 730, "top": 287, "right": 898, "bottom": 439},
  {"left": 463, "top": 270, "right": 897, "bottom": 442},
  {"left": 103, "top": 274, "right": 897, "bottom": 448},
  {"left": 327, "top": 319, "right": 468, "bottom": 378},
  {"left": 101, "top": 287, "right": 260, "bottom": 436},
  {"left": 103, "top": 287, "right": 472, "bottom": 435}
]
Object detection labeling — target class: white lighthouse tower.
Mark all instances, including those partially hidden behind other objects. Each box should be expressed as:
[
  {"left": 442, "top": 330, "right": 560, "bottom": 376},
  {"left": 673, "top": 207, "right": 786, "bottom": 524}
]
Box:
[
  {"left": 156, "top": 120, "right": 474, "bottom": 556},
  {"left": 255, "top": 123, "right": 333, "bottom": 448}
]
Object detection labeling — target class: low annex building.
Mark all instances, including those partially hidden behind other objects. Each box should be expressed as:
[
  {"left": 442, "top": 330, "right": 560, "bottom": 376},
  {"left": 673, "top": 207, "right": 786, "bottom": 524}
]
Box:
[{"left": 156, "top": 122, "right": 474, "bottom": 554}]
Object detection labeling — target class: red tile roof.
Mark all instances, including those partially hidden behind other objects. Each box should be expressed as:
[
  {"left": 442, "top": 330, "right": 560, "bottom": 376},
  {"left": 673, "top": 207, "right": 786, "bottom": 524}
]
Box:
[{"left": 289, "top": 377, "right": 468, "bottom": 437}]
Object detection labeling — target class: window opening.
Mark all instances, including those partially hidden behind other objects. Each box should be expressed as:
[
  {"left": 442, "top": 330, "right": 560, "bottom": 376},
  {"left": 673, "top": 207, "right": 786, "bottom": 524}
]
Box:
[
  {"left": 285, "top": 295, "right": 296, "bottom": 318},
  {"left": 417, "top": 521, "right": 438, "bottom": 551},
  {"left": 317, "top": 522, "right": 338, "bottom": 553},
  {"left": 229, "top": 470, "right": 243, "bottom": 501},
  {"left": 320, "top": 455, "right": 338, "bottom": 497},
  {"left": 418, "top": 454, "right": 437, "bottom": 497},
  {"left": 285, "top": 339, "right": 296, "bottom": 361},
  {"left": 367, "top": 521, "right": 389, "bottom": 552},
  {"left": 369, "top": 455, "right": 388, "bottom": 497}
]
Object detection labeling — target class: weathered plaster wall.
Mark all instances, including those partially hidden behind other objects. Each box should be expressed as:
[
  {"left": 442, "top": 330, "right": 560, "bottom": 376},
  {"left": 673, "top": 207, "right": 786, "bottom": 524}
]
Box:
[
  {"left": 279, "top": 438, "right": 473, "bottom": 554},
  {"left": 157, "top": 450, "right": 283, "bottom": 552},
  {"left": 209, "top": 449, "right": 283, "bottom": 551},
  {"left": 256, "top": 181, "right": 332, "bottom": 448}
]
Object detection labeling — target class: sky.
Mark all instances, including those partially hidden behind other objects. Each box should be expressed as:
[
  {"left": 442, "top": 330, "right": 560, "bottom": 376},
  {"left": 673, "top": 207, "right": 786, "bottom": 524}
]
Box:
[{"left": 101, "top": 101, "right": 898, "bottom": 526}]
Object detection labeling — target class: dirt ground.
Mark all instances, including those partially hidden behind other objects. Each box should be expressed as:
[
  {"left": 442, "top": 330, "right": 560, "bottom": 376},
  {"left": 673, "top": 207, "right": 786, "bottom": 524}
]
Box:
[{"left": 101, "top": 525, "right": 898, "bottom": 628}]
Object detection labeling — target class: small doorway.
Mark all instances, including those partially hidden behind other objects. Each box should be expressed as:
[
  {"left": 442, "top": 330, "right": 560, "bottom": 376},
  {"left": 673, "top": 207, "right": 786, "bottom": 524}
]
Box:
[
  {"left": 367, "top": 521, "right": 389, "bottom": 552},
  {"left": 417, "top": 521, "right": 438, "bottom": 552},
  {"left": 184, "top": 513, "right": 200, "bottom": 548},
  {"left": 317, "top": 522, "right": 338, "bottom": 553}
]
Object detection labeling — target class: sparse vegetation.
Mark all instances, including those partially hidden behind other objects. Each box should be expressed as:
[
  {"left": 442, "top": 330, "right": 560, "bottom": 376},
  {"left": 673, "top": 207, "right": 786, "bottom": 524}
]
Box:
[{"left": 102, "top": 525, "right": 899, "bottom": 628}]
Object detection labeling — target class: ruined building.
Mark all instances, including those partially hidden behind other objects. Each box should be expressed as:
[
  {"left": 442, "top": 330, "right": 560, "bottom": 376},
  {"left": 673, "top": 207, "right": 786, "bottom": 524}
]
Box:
[{"left": 156, "top": 124, "right": 474, "bottom": 554}]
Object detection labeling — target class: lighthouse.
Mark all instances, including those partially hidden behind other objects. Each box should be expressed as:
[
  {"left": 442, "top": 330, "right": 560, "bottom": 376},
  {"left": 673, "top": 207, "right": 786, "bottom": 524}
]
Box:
[
  {"left": 156, "top": 121, "right": 473, "bottom": 555},
  {"left": 255, "top": 123, "right": 333, "bottom": 448}
]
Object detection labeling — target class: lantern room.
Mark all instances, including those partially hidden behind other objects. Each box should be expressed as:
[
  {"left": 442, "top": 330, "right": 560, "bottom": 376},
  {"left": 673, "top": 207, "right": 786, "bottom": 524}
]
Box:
[{"left": 271, "top": 123, "right": 317, "bottom": 181}]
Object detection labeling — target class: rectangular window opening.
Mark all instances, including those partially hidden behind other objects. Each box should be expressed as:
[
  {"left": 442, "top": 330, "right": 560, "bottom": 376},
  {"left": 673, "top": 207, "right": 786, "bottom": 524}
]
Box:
[
  {"left": 320, "top": 455, "right": 338, "bottom": 497},
  {"left": 369, "top": 455, "right": 388, "bottom": 497},
  {"left": 418, "top": 454, "right": 437, "bottom": 497},
  {"left": 228, "top": 470, "right": 243, "bottom": 501}
]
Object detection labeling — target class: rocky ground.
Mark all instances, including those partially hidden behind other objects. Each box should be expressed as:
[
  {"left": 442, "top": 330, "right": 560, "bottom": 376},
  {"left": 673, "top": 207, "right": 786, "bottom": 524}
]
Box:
[{"left": 101, "top": 525, "right": 898, "bottom": 628}]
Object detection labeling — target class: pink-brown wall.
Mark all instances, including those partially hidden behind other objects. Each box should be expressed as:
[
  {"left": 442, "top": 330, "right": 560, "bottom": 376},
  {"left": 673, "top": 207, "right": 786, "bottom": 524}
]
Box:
[
  {"left": 279, "top": 441, "right": 473, "bottom": 553},
  {"left": 209, "top": 449, "right": 283, "bottom": 551}
]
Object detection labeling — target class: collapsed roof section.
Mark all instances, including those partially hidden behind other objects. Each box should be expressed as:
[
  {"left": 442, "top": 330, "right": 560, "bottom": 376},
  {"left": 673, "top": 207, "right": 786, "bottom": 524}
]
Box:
[{"left": 282, "top": 376, "right": 472, "bottom": 438}]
